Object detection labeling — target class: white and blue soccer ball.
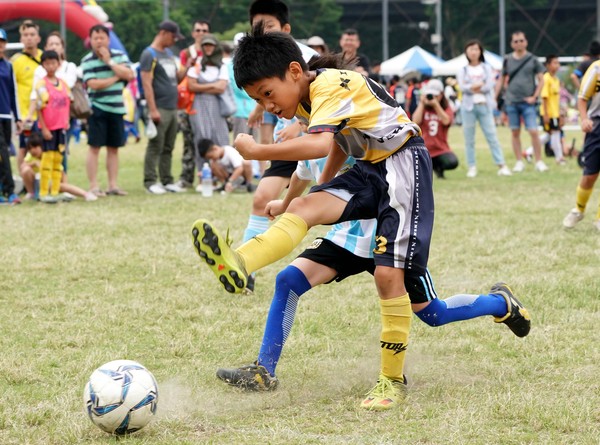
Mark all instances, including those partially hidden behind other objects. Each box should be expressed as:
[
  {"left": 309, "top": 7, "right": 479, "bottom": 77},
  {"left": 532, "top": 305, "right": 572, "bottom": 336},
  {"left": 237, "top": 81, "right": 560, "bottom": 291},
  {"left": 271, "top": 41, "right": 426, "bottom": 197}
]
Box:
[{"left": 83, "top": 359, "right": 159, "bottom": 435}]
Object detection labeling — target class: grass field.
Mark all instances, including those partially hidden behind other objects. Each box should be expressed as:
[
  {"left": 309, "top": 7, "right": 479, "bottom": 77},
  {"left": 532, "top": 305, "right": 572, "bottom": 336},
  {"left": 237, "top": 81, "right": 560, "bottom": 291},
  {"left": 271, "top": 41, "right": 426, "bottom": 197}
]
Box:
[{"left": 1, "top": 126, "right": 599, "bottom": 444}]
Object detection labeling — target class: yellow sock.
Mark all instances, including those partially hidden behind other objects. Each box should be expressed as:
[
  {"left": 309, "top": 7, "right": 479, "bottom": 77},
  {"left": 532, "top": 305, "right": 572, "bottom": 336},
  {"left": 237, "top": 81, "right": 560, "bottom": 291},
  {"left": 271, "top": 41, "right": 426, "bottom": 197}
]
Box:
[
  {"left": 39, "top": 151, "right": 53, "bottom": 197},
  {"left": 236, "top": 213, "right": 308, "bottom": 274},
  {"left": 380, "top": 294, "right": 412, "bottom": 381},
  {"left": 576, "top": 186, "right": 593, "bottom": 213},
  {"left": 50, "top": 152, "right": 63, "bottom": 195}
]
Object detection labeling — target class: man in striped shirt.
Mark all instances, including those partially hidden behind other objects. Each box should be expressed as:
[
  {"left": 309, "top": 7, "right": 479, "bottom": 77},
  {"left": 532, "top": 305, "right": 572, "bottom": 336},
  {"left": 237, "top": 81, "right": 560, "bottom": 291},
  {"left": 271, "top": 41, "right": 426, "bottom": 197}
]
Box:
[{"left": 81, "top": 24, "right": 134, "bottom": 196}]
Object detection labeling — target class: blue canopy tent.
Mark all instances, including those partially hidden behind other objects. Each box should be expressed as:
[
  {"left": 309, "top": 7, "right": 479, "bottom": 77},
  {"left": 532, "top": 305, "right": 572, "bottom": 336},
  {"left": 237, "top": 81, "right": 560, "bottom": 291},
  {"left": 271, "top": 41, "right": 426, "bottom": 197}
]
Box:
[{"left": 379, "top": 46, "right": 445, "bottom": 77}]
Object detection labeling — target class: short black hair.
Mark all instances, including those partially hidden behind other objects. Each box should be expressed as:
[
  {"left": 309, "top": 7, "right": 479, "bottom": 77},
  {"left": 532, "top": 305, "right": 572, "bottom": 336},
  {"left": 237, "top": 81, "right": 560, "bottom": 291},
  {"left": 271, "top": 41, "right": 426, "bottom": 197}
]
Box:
[
  {"left": 89, "top": 24, "right": 110, "bottom": 38},
  {"left": 194, "top": 19, "right": 211, "bottom": 31},
  {"left": 41, "top": 50, "right": 60, "bottom": 63},
  {"left": 197, "top": 138, "right": 216, "bottom": 158},
  {"left": 26, "top": 132, "right": 43, "bottom": 149},
  {"left": 545, "top": 54, "right": 559, "bottom": 65},
  {"left": 342, "top": 28, "right": 359, "bottom": 37},
  {"left": 234, "top": 25, "right": 306, "bottom": 88},
  {"left": 589, "top": 40, "right": 600, "bottom": 56},
  {"left": 249, "top": 0, "right": 289, "bottom": 26}
]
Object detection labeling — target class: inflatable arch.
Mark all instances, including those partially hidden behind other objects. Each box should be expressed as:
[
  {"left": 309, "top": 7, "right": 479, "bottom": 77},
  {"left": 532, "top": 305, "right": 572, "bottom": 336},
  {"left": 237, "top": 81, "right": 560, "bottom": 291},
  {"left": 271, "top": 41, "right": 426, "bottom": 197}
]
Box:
[{"left": 0, "top": 0, "right": 128, "bottom": 54}]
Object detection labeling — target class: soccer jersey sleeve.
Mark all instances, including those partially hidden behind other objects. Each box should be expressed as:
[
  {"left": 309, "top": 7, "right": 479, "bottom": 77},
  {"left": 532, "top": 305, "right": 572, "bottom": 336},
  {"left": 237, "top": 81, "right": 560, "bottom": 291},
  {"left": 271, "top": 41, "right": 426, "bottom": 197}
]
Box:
[{"left": 579, "top": 61, "right": 600, "bottom": 101}]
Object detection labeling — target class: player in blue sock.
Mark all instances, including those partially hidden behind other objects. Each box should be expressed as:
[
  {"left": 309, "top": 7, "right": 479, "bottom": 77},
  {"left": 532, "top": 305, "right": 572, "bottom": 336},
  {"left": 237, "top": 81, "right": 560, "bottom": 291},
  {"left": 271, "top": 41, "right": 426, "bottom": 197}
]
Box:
[{"left": 215, "top": 157, "right": 531, "bottom": 391}]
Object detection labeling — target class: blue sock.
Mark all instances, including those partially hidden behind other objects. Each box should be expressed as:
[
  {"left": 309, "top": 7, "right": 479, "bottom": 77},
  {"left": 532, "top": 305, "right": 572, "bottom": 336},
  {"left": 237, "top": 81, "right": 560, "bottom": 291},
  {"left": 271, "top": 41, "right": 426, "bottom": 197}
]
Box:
[
  {"left": 415, "top": 293, "right": 507, "bottom": 327},
  {"left": 257, "top": 265, "right": 311, "bottom": 376},
  {"left": 243, "top": 214, "right": 270, "bottom": 243}
]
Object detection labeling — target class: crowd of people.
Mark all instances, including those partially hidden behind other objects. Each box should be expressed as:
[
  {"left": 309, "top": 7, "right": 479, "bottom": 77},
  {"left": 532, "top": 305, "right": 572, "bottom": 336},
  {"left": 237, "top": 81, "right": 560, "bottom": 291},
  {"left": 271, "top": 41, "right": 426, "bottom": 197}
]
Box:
[{"left": 0, "top": 0, "right": 598, "bottom": 413}]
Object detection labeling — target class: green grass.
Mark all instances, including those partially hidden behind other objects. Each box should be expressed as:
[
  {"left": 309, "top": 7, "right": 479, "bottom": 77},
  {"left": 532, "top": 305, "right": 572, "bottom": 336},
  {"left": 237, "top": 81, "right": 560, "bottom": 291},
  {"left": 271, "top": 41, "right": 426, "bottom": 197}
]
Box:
[{"left": 1, "top": 126, "right": 599, "bottom": 444}]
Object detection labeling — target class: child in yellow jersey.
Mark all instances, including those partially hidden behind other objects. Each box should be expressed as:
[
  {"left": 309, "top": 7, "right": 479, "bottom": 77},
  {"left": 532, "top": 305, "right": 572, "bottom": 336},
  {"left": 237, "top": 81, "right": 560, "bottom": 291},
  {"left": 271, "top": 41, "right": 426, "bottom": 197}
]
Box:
[
  {"left": 191, "top": 27, "right": 531, "bottom": 410},
  {"left": 540, "top": 55, "right": 564, "bottom": 163},
  {"left": 33, "top": 50, "right": 71, "bottom": 203}
]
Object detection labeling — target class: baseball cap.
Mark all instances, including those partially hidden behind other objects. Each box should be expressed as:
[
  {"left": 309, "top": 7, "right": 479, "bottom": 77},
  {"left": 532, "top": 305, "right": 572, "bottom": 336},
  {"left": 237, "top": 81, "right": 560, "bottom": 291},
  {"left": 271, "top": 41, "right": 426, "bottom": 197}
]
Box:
[
  {"left": 422, "top": 78, "right": 444, "bottom": 96},
  {"left": 159, "top": 20, "right": 184, "bottom": 41},
  {"left": 0, "top": 28, "right": 7, "bottom": 42},
  {"left": 307, "top": 36, "right": 325, "bottom": 47},
  {"left": 201, "top": 34, "right": 218, "bottom": 46}
]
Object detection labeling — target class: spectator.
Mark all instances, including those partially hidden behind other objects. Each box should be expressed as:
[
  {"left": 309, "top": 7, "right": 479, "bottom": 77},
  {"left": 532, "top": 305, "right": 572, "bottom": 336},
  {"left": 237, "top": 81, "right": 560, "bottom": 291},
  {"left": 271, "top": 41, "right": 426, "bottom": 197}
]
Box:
[
  {"left": 11, "top": 20, "right": 42, "bottom": 168},
  {"left": 496, "top": 31, "right": 548, "bottom": 173},
  {"left": 458, "top": 39, "right": 511, "bottom": 177},
  {"left": 81, "top": 24, "right": 134, "bottom": 197},
  {"left": 197, "top": 138, "right": 255, "bottom": 193},
  {"left": 0, "top": 28, "right": 22, "bottom": 204},
  {"left": 175, "top": 19, "right": 211, "bottom": 190},
  {"left": 339, "top": 28, "right": 370, "bottom": 76},
  {"left": 139, "top": 20, "right": 187, "bottom": 195},
  {"left": 570, "top": 40, "right": 600, "bottom": 89},
  {"left": 187, "top": 33, "right": 231, "bottom": 190},
  {"left": 412, "top": 79, "right": 459, "bottom": 178},
  {"left": 306, "top": 36, "right": 328, "bottom": 55}
]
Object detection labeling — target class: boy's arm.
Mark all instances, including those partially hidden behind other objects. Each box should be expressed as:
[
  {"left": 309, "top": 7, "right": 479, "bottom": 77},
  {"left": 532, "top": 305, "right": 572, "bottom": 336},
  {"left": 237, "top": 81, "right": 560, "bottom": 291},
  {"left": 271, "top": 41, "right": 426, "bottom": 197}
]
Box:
[
  {"left": 318, "top": 142, "right": 348, "bottom": 185},
  {"left": 225, "top": 165, "right": 245, "bottom": 192},
  {"left": 234, "top": 131, "right": 333, "bottom": 161}
]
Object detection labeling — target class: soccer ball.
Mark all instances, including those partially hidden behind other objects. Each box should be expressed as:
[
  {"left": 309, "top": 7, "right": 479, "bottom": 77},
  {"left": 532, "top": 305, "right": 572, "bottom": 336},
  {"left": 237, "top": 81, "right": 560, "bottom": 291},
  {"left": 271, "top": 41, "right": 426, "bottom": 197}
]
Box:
[{"left": 83, "top": 359, "right": 159, "bottom": 435}]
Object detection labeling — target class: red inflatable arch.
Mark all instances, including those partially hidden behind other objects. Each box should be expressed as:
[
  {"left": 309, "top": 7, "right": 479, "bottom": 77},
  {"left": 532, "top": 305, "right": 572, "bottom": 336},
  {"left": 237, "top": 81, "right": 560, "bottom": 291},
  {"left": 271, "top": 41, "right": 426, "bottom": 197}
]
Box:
[{"left": 0, "top": 1, "right": 99, "bottom": 40}]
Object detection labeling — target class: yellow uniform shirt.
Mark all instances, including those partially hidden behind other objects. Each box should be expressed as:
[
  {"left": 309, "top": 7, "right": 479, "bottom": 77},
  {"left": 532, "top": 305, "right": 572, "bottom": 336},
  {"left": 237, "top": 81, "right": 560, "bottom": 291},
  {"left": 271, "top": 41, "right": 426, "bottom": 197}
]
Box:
[
  {"left": 540, "top": 72, "right": 560, "bottom": 119},
  {"left": 10, "top": 49, "right": 43, "bottom": 120},
  {"left": 295, "top": 69, "right": 421, "bottom": 163},
  {"left": 578, "top": 59, "right": 600, "bottom": 119}
]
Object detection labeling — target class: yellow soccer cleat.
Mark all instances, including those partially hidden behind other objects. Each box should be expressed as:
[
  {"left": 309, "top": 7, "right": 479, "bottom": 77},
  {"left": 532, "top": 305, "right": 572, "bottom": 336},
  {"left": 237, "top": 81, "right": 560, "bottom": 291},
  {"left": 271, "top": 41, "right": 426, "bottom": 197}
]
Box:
[
  {"left": 191, "top": 219, "right": 248, "bottom": 293},
  {"left": 360, "top": 374, "right": 407, "bottom": 411}
]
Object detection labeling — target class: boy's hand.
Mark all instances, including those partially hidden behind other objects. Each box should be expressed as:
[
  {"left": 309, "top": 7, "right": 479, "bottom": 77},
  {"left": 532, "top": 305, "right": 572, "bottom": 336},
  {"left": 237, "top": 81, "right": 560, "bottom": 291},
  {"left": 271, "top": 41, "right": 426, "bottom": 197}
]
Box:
[
  {"left": 234, "top": 133, "right": 257, "bottom": 159},
  {"left": 247, "top": 106, "right": 264, "bottom": 128},
  {"left": 42, "top": 128, "right": 52, "bottom": 140},
  {"left": 265, "top": 199, "right": 286, "bottom": 220},
  {"left": 275, "top": 121, "right": 302, "bottom": 142}
]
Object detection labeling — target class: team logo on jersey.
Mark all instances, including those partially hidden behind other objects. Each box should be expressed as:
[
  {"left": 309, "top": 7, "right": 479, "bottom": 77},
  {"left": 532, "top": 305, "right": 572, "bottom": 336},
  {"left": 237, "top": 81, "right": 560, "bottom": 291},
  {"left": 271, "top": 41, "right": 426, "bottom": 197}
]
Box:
[
  {"left": 380, "top": 341, "right": 407, "bottom": 355},
  {"left": 374, "top": 235, "right": 387, "bottom": 254},
  {"left": 306, "top": 238, "right": 323, "bottom": 249},
  {"left": 339, "top": 77, "right": 351, "bottom": 90}
]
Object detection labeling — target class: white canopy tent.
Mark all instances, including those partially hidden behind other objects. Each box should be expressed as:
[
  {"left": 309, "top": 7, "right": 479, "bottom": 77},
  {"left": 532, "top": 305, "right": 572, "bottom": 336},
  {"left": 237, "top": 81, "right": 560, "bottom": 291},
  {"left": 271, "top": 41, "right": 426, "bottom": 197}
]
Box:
[
  {"left": 379, "top": 46, "right": 445, "bottom": 77},
  {"left": 433, "top": 51, "right": 504, "bottom": 77}
]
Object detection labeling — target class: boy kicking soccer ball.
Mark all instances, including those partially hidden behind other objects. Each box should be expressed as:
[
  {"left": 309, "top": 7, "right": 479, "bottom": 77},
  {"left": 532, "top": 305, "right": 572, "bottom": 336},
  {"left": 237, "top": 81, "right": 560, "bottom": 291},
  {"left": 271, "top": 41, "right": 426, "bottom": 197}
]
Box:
[{"left": 191, "top": 27, "right": 531, "bottom": 410}]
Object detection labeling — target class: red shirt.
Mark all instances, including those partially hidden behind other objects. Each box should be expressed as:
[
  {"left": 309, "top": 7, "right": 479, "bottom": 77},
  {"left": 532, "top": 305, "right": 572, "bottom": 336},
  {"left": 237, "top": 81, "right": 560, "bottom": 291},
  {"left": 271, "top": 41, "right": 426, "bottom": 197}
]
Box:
[
  {"left": 179, "top": 45, "right": 202, "bottom": 67},
  {"left": 420, "top": 105, "right": 454, "bottom": 158}
]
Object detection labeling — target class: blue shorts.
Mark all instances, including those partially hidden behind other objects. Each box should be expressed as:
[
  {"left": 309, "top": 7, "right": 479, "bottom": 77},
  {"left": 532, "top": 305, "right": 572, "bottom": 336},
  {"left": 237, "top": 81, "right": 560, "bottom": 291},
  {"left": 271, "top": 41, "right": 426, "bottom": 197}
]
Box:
[
  {"left": 262, "top": 112, "right": 278, "bottom": 126},
  {"left": 505, "top": 102, "right": 539, "bottom": 130},
  {"left": 19, "top": 121, "right": 39, "bottom": 149},
  {"left": 580, "top": 118, "right": 600, "bottom": 176},
  {"left": 310, "top": 137, "right": 434, "bottom": 272}
]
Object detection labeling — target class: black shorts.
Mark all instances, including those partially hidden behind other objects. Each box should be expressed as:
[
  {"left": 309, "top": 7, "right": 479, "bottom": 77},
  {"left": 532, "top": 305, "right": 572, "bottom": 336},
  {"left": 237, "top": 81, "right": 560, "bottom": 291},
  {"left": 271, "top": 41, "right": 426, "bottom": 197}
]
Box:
[
  {"left": 542, "top": 117, "right": 560, "bottom": 132},
  {"left": 87, "top": 106, "right": 125, "bottom": 148},
  {"left": 297, "top": 238, "right": 375, "bottom": 283},
  {"left": 42, "top": 129, "right": 66, "bottom": 153},
  {"left": 580, "top": 118, "right": 600, "bottom": 175},
  {"left": 296, "top": 237, "right": 438, "bottom": 304},
  {"left": 262, "top": 160, "right": 297, "bottom": 178}
]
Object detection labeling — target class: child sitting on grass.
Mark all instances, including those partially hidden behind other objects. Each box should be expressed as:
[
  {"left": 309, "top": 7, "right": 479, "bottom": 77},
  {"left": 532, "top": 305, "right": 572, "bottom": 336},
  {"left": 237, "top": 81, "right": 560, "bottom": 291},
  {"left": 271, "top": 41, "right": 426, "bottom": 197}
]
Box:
[{"left": 197, "top": 138, "right": 255, "bottom": 193}]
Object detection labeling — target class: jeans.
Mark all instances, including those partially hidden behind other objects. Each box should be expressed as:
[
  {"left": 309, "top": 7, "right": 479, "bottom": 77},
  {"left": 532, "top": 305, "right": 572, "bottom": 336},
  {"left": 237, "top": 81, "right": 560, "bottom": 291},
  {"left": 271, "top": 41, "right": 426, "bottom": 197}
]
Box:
[
  {"left": 461, "top": 104, "right": 506, "bottom": 167},
  {"left": 505, "top": 102, "right": 538, "bottom": 130}
]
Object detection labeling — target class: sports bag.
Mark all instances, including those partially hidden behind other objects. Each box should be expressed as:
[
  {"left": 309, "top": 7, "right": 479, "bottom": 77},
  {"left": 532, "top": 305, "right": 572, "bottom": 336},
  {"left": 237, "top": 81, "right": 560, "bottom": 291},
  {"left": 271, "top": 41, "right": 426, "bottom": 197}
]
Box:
[{"left": 70, "top": 81, "right": 92, "bottom": 119}]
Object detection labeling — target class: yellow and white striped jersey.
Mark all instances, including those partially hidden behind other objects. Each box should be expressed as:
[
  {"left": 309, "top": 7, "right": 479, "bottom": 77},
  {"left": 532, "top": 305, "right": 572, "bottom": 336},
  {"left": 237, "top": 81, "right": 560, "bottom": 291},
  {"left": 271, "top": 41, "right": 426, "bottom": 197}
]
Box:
[
  {"left": 578, "top": 60, "right": 600, "bottom": 118},
  {"left": 295, "top": 69, "right": 421, "bottom": 163}
]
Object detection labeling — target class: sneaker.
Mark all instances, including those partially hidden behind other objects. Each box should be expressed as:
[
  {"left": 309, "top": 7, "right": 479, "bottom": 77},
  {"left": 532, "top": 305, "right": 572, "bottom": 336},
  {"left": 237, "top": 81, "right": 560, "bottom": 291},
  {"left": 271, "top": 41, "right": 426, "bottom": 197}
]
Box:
[
  {"left": 466, "top": 166, "right": 477, "bottom": 178},
  {"left": 360, "top": 374, "right": 407, "bottom": 411},
  {"left": 524, "top": 147, "right": 534, "bottom": 163},
  {"left": 191, "top": 219, "right": 248, "bottom": 293},
  {"left": 59, "top": 192, "right": 75, "bottom": 202},
  {"left": 497, "top": 165, "right": 512, "bottom": 176},
  {"left": 174, "top": 179, "right": 191, "bottom": 190},
  {"left": 24, "top": 193, "right": 36, "bottom": 201},
  {"left": 563, "top": 208, "right": 584, "bottom": 228},
  {"left": 0, "top": 196, "right": 6, "bottom": 204},
  {"left": 534, "top": 160, "right": 549, "bottom": 172},
  {"left": 164, "top": 183, "right": 186, "bottom": 193},
  {"left": 216, "top": 363, "right": 278, "bottom": 391},
  {"left": 84, "top": 191, "right": 98, "bottom": 202},
  {"left": 147, "top": 183, "right": 167, "bottom": 195},
  {"left": 8, "top": 193, "right": 21, "bottom": 204},
  {"left": 246, "top": 182, "right": 257, "bottom": 193},
  {"left": 491, "top": 282, "right": 531, "bottom": 337},
  {"left": 39, "top": 195, "right": 59, "bottom": 204},
  {"left": 512, "top": 160, "right": 525, "bottom": 173}
]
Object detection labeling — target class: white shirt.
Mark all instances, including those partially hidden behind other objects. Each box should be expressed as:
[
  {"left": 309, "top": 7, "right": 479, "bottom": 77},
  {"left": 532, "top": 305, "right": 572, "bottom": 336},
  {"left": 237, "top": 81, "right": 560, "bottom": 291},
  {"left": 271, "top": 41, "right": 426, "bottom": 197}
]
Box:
[
  {"left": 187, "top": 63, "right": 228, "bottom": 83},
  {"left": 30, "top": 60, "right": 78, "bottom": 100},
  {"left": 218, "top": 145, "right": 244, "bottom": 172},
  {"left": 465, "top": 64, "right": 487, "bottom": 104}
]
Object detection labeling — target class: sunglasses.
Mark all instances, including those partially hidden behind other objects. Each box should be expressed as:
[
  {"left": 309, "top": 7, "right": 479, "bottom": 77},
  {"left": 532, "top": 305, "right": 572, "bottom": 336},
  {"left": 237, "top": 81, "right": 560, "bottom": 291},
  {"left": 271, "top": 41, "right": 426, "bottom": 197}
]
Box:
[{"left": 194, "top": 29, "right": 209, "bottom": 33}]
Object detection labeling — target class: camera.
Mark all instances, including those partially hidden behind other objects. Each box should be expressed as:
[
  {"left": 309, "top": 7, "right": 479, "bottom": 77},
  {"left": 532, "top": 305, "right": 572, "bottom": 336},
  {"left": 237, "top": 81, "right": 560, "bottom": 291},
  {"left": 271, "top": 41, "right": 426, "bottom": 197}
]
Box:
[{"left": 426, "top": 94, "right": 434, "bottom": 100}]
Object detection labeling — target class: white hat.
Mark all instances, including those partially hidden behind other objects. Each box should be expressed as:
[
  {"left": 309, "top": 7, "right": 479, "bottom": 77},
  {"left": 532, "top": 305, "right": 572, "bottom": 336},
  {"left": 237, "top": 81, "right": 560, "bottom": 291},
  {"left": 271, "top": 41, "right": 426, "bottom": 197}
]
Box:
[
  {"left": 307, "top": 36, "right": 326, "bottom": 47},
  {"left": 422, "top": 79, "right": 444, "bottom": 96},
  {"left": 233, "top": 32, "right": 245, "bottom": 47}
]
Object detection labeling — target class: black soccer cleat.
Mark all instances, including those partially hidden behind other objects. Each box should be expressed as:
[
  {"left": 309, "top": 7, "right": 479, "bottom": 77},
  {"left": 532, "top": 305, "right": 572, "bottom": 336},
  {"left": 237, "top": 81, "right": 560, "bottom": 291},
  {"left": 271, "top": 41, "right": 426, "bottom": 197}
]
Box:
[
  {"left": 216, "top": 363, "right": 278, "bottom": 391},
  {"left": 491, "top": 282, "right": 531, "bottom": 337}
]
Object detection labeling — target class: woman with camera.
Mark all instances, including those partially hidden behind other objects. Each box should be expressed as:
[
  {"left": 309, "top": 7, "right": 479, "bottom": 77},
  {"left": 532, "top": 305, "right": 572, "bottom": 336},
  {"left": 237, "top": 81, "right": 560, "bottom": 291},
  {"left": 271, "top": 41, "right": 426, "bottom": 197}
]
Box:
[{"left": 412, "top": 78, "right": 459, "bottom": 179}]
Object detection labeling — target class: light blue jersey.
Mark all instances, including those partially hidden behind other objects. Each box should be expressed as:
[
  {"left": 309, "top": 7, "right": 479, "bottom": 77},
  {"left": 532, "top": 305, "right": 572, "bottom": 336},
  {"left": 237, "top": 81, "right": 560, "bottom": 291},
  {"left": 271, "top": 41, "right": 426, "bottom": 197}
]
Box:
[{"left": 296, "top": 157, "right": 377, "bottom": 258}]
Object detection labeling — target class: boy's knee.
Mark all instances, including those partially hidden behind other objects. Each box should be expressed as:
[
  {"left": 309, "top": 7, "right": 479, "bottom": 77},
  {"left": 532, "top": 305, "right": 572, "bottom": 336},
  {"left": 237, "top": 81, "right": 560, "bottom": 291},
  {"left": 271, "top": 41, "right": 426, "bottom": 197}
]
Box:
[{"left": 414, "top": 298, "right": 446, "bottom": 327}]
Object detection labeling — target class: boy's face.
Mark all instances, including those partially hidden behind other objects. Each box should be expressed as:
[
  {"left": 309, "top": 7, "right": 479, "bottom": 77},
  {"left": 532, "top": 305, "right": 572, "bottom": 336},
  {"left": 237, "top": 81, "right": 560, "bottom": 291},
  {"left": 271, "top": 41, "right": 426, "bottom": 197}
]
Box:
[
  {"left": 206, "top": 146, "right": 221, "bottom": 160},
  {"left": 547, "top": 58, "right": 560, "bottom": 74},
  {"left": 244, "top": 66, "right": 303, "bottom": 120},
  {"left": 42, "top": 58, "right": 60, "bottom": 75},
  {"left": 29, "top": 145, "right": 42, "bottom": 158},
  {"left": 251, "top": 14, "right": 291, "bottom": 34}
]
